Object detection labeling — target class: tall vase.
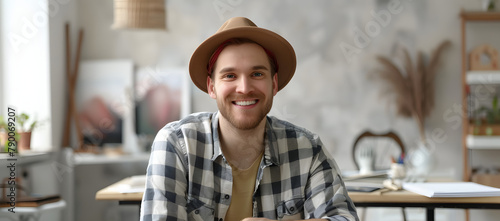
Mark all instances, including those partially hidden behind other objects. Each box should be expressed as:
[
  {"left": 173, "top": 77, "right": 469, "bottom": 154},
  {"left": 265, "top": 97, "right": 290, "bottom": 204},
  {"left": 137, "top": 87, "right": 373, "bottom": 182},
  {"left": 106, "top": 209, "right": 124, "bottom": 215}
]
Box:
[{"left": 406, "top": 141, "right": 435, "bottom": 182}]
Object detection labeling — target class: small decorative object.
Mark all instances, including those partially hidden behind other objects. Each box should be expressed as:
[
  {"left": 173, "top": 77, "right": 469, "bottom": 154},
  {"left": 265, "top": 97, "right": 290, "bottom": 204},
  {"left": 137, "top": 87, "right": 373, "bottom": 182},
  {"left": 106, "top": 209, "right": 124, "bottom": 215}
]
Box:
[
  {"left": 472, "top": 95, "right": 500, "bottom": 135},
  {"left": 112, "top": 0, "right": 167, "bottom": 30},
  {"left": 376, "top": 40, "right": 451, "bottom": 145},
  {"left": 389, "top": 162, "right": 406, "bottom": 179},
  {"left": 406, "top": 142, "right": 435, "bottom": 181},
  {"left": 470, "top": 44, "right": 499, "bottom": 70},
  {"left": 376, "top": 40, "right": 451, "bottom": 180},
  {"left": 0, "top": 118, "right": 8, "bottom": 152},
  {"left": 356, "top": 145, "right": 375, "bottom": 175},
  {"left": 482, "top": 0, "right": 496, "bottom": 11},
  {"left": 0, "top": 113, "right": 38, "bottom": 152},
  {"left": 15, "top": 113, "right": 37, "bottom": 152}
]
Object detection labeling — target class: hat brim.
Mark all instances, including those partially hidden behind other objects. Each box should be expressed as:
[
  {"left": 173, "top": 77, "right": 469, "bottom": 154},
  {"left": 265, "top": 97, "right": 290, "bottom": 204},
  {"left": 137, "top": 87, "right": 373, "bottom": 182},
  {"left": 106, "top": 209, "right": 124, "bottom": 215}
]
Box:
[{"left": 189, "top": 26, "right": 296, "bottom": 93}]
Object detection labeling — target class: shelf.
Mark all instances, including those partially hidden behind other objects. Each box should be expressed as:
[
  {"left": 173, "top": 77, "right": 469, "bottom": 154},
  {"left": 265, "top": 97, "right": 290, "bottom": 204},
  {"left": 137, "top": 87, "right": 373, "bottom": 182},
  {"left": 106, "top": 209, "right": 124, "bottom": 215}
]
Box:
[
  {"left": 0, "top": 151, "right": 53, "bottom": 166},
  {"left": 466, "top": 70, "right": 500, "bottom": 84},
  {"left": 467, "top": 70, "right": 500, "bottom": 84},
  {"left": 73, "top": 152, "right": 150, "bottom": 165},
  {"left": 466, "top": 135, "right": 500, "bottom": 149},
  {"left": 461, "top": 11, "right": 500, "bottom": 21},
  {"left": 460, "top": 10, "right": 500, "bottom": 184}
]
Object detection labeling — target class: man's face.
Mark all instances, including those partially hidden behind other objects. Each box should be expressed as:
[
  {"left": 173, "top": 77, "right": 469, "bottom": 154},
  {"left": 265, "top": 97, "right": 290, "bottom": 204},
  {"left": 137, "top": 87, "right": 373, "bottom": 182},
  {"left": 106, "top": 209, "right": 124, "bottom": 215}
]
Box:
[{"left": 207, "top": 43, "right": 278, "bottom": 130}]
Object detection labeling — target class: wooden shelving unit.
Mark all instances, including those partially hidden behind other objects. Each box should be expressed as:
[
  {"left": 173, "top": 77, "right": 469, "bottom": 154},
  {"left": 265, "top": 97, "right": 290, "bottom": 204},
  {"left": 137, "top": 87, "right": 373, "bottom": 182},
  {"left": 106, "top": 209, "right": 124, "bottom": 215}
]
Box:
[
  {"left": 460, "top": 11, "right": 500, "bottom": 182},
  {"left": 460, "top": 11, "right": 500, "bottom": 21}
]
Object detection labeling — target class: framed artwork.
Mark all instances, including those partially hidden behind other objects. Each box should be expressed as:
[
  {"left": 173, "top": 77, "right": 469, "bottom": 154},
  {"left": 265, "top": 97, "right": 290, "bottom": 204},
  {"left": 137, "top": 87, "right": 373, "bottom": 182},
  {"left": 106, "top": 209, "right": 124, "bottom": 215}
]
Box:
[
  {"left": 75, "top": 59, "right": 134, "bottom": 147},
  {"left": 134, "top": 66, "right": 191, "bottom": 149},
  {"left": 76, "top": 60, "right": 191, "bottom": 152}
]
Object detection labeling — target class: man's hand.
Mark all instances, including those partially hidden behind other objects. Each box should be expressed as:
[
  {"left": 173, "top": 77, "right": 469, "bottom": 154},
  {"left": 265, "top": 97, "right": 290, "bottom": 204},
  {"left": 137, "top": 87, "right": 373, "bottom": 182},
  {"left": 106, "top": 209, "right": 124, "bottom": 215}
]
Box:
[
  {"left": 241, "top": 219, "right": 327, "bottom": 221},
  {"left": 241, "top": 219, "right": 274, "bottom": 221}
]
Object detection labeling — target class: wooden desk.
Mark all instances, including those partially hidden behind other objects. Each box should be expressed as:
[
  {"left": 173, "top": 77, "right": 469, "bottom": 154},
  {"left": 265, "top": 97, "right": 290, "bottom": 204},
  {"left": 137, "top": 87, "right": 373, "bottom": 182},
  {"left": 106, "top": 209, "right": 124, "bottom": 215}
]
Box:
[
  {"left": 96, "top": 177, "right": 500, "bottom": 221},
  {"left": 350, "top": 189, "right": 500, "bottom": 221},
  {"left": 95, "top": 176, "right": 144, "bottom": 206}
]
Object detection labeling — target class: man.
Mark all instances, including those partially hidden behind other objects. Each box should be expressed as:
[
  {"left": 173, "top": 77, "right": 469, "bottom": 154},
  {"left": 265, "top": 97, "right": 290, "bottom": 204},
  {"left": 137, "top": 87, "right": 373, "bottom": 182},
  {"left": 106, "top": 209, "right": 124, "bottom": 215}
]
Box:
[{"left": 140, "top": 17, "right": 358, "bottom": 221}]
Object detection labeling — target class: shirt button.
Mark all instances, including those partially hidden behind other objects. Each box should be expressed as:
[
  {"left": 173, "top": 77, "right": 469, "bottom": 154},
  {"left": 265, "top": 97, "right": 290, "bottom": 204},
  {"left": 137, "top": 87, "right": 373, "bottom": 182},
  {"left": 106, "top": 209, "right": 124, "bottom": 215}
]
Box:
[
  {"left": 219, "top": 218, "right": 223, "bottom": 221},
  {"left": 224, "top": 194, "right": 230, "bottom": 199},
  {"left": 195, "top": 210, "right": 199, "bottom": 214},
  {"left": 290, "top": 207, "right": 295, "bottom": 212}
]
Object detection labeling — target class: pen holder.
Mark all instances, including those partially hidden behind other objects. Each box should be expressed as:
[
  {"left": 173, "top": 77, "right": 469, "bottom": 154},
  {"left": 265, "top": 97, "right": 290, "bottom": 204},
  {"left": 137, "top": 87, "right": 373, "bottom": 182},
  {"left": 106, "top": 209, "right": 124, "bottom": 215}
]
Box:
[{"left": 389, "top": 163, "right": 406, "bottom": 179}]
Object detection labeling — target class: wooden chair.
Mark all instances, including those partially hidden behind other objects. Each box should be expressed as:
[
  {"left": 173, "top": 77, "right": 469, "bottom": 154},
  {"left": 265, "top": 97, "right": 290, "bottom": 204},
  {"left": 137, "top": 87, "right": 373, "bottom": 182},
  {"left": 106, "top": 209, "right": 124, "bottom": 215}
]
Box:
[
  {"left": 352, "top": 131, "right": 405, "bottom": 171},
  {"left": 352, "top": 131, "right": 407, "bottom": 221}
]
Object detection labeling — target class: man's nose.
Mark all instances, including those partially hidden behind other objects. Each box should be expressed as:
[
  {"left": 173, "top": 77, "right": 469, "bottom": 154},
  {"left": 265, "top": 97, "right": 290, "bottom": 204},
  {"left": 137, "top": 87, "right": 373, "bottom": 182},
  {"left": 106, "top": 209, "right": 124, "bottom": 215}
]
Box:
[{"left": 235, "top": 76, "right": 254, "bottom": 94}]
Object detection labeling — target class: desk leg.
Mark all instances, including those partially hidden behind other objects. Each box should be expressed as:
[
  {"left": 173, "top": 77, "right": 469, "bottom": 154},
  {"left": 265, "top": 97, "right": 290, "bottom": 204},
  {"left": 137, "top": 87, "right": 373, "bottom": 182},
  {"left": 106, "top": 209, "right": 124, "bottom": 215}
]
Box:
[{"left": 426, "top": 208, "right": 435, "bottom": 221}]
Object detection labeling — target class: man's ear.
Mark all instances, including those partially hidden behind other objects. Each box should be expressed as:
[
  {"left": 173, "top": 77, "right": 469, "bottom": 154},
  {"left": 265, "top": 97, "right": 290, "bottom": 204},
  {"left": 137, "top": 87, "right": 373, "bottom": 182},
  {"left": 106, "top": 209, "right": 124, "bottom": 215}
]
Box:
[
  {"left": 207, "top": 76, "right": 217, "bottom": 99},
  {"left": 272, "top": 73, "right": 279, "bottom": 96}
]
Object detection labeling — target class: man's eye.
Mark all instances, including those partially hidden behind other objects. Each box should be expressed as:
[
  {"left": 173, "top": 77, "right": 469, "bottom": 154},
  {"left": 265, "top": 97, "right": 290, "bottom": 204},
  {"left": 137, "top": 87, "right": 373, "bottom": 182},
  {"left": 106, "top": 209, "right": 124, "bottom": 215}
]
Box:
[
  {"left": 224, "top": 74, "right": 235, "bottom": 79},
  {"left": 253, "top": 72, "right": 263, "bottom": 77}
]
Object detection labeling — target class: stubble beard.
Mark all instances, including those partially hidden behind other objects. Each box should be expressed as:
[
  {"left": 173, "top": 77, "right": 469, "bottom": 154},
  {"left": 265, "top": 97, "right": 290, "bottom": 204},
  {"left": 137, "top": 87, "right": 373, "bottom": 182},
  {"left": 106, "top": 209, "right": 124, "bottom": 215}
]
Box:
[{"left": 217, "top": 92, "right": 273, "bottom": 130}]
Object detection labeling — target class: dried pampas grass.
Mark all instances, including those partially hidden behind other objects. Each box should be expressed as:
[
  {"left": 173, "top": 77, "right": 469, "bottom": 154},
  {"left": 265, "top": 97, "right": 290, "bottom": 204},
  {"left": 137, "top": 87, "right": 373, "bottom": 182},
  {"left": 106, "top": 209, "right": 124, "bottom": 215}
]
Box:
[{"left": 376, "top": 40, "right": 451, "bottom": 142}]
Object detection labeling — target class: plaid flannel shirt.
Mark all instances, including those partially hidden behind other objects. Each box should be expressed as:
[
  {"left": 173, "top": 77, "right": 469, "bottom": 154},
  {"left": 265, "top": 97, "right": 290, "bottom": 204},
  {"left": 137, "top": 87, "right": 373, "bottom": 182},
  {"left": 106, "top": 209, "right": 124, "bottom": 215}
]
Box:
[{"left": 140, "top": 112, "right": 358, "bottom": 221}]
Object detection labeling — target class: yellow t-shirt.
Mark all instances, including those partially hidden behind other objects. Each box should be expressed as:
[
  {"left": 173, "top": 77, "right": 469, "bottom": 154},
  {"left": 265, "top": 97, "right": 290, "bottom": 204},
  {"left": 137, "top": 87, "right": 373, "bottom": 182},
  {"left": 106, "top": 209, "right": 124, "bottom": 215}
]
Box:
[{"left": 225, "top": 152, "right": 263, "bottom": 221}]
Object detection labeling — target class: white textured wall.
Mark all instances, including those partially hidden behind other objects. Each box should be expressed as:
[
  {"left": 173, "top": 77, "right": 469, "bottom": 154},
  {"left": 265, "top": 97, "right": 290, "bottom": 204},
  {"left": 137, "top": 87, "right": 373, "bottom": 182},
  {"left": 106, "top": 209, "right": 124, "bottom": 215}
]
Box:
[
  {"left": 77, "top": 0, "right": 471, "bottom": 172},
  {"left": 75, "top": 0, "right": 500, "bottom": 176}
]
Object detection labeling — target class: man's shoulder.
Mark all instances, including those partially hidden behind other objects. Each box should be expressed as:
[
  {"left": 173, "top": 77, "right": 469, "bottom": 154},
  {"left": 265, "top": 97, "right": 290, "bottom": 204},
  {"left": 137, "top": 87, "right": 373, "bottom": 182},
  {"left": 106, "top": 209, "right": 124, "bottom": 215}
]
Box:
[
  {"left": 156, "top": 112, "right": 214, "bottom": 139},
  {"left": 177, "top": 112, "right": 214, "bottom": 126},
  {"left": 267, "top": 115, "right": 318, "bottom": 140}
]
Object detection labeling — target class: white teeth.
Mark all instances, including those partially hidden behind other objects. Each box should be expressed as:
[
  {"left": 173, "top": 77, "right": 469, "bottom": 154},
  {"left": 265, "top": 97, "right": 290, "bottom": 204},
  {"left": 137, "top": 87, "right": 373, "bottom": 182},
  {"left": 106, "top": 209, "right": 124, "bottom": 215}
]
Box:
[{"left": 235, "top": 100, "right": 256, "bottom": 106}]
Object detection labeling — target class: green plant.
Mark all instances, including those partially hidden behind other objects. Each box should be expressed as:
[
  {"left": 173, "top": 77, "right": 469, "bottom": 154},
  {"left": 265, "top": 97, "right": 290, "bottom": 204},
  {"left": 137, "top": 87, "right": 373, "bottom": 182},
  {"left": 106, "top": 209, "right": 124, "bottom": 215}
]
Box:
[
  {"left": 0, "top": 113, "right": 38, "bottom": 132},
  {"left": 0, "top": 116, "right": 18, "bottom": 152},
  {"left": 488, "top": 1, "right": 496, "bottom": 11},
  {"left": 476, "top": 95, "right": 500, "bottom": 125},
  {"left": 0, "top": 113, "right": 38, "bottom": 152},
  {"left": 17, "top": 113, "right": 38, "bottom": 132}
]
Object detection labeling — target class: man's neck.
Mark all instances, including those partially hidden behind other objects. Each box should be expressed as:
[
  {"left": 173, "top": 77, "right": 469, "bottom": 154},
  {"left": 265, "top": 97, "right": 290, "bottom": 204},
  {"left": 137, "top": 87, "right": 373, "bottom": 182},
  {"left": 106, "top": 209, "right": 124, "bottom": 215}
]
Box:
[{"left": 218, "top": 117, "right": 266, "bottom": 170}]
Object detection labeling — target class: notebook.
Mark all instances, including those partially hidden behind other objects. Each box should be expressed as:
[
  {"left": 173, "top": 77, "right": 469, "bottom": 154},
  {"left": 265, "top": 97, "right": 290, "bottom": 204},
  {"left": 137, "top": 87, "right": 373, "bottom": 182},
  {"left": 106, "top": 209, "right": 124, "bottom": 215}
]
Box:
[
  {"left": 402, "top": 182, "right": 500, "bottom": 198},
  {"left": 0, "top": 195, "right": 61, "bottom": 207}
]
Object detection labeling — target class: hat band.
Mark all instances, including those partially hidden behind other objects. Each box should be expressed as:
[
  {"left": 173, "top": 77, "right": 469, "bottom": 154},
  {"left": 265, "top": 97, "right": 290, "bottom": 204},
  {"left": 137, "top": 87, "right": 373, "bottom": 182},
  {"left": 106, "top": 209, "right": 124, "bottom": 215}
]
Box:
[{"left": 207, "top": 39, "right": 279, "bottom": 76}]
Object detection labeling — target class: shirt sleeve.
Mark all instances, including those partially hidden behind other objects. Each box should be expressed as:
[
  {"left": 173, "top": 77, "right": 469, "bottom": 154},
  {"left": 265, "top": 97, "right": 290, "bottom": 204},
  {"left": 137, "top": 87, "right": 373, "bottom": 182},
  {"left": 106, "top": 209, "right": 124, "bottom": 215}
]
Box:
[
  {"left": 140, "top": 127, "right": 189, "bottom": 221},
  {"left": 304, "top": 139, "right": 359, "bottom": 221}
]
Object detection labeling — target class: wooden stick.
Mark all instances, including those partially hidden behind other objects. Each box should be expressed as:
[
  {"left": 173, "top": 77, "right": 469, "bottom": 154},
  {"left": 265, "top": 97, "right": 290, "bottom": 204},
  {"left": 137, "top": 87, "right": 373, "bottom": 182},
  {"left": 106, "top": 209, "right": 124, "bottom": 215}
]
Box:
[
  {"left": 62, "top": 23, "right": 72, "bottom": 147},
  {"left": 71, "top": 29, "right": 85, "bottom": 150}
]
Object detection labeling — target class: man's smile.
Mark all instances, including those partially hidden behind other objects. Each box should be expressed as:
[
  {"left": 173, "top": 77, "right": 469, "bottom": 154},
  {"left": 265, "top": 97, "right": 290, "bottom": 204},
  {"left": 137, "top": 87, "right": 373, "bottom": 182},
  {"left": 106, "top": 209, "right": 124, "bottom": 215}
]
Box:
[{"left": 233, "top": 100, "right": 258, "bottom": 106}]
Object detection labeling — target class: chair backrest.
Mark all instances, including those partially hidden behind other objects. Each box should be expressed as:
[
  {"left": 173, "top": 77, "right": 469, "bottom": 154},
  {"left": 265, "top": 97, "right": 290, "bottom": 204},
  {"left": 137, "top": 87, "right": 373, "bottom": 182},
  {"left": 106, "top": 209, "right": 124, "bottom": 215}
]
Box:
[{"left": 352, "top": 131, "right": 405, "bottom": 170}]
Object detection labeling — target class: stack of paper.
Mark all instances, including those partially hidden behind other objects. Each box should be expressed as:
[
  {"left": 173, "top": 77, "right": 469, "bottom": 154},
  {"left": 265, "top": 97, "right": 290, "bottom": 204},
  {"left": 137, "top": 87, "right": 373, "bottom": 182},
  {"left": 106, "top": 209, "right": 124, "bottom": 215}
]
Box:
[
  {"left": 402, "top": 182, "right": 500, "bottom": 198},
  {"left": 115, "top": 175, "right": 146, "bottom": 193},
  {"left": 342, "top": 170, "right": 388, "bottom": 181}
]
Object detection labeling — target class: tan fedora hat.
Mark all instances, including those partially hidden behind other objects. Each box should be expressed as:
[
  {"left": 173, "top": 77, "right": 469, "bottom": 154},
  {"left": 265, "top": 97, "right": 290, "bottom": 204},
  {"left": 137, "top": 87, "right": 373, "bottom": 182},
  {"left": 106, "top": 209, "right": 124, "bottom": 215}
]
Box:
[{"left": 189, "top": 17, "right": 296, "bottom": 93}]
